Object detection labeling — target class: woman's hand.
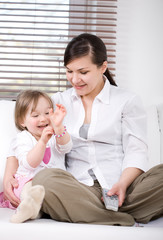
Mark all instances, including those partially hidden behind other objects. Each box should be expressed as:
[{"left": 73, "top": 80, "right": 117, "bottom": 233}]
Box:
[
  {"left": 108, "top": 181, "right": 127, "bottom": 207},
  {"left": 108, "top": 167, "right": 143, "bottom": 207},
  {"left": 3, "top": 176, "right": 20, "bottom": 207}
]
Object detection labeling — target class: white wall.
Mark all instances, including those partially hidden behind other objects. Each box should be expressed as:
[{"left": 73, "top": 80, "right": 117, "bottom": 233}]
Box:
[{"left": 116, "top": 0, "right": 163, "bottom": 107}]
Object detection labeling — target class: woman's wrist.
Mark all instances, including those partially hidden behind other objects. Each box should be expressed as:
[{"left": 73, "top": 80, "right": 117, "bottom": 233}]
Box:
[{"left": 120, "top": 167, "right": 143, "bottom": 189}]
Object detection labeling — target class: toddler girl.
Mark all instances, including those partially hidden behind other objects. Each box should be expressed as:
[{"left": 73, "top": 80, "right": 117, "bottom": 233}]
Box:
[{"left": 5, "top": 90, "right": 72, "bottom": 223}]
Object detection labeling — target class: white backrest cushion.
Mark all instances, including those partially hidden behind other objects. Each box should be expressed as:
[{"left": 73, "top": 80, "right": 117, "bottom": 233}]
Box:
[
  {"left": 146, "top": 105, "right": 160, "bottom": 169},
  {"left": 0, "top": 100, "right": 17, "bottom": 192}
]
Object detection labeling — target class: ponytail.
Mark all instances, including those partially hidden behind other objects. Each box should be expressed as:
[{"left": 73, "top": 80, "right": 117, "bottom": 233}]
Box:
[{"left": 104, "top": 68, "right": 117, "bottom": 86}]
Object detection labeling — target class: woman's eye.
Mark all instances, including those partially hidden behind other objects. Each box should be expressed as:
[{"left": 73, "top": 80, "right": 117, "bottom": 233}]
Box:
[
  {"left": 67, "top": 70, "right": 72, "bottom": 73},
  {"left": 81, "top": 71, "right": 88, "bottom": 75},
  {"left": 45, "top": 112, "right": 49, "bottom": 115}
]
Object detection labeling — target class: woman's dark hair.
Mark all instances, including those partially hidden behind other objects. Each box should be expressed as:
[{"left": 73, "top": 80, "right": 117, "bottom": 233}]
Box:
[{"left": 64, "top": 33, "right": 117, "bottom": 86}]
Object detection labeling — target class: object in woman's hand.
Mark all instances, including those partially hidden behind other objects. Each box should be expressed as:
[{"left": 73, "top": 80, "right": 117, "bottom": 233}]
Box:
[{"left": 102, "top": 188, "right": 119, "bottom": 211}]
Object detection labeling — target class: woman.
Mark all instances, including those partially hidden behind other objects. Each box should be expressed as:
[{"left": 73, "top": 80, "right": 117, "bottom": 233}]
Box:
[{"left": 3, "top": 33, "right": 163, "bottom": 226}]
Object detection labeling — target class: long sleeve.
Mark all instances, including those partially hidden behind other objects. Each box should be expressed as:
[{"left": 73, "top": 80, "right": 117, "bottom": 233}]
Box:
[{"left": 121, "top": 95, "right": 148, "bottom": 171}]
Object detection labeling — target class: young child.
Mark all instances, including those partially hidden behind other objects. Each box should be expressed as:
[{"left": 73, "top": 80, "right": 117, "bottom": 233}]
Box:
[{"left": 6, "top": 90, "right": 72, "bottom": 223}]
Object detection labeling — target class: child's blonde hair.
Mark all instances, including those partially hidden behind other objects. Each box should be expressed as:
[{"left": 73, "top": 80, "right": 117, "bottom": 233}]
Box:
[{"left": 15, "top": 90, "right": 54, "bottom": 131}]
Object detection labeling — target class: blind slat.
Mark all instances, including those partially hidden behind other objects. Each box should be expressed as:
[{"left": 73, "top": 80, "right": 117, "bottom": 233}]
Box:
[
  {"left": 0, "top": 1, "right": 118, "bottom": 6},
  {"left": 0, "top": 39, "right": 116, "bottom": 43},
  {"left": 0, "top": 23, "right": 117, "bottom": 27},
  {"left": 0, "top": 10, "right": 117, "bottom": 16},
  {"left": 0, "top": 47, "right": 116, "bottom": 52},
  {"left": 0, "top": 33, "right": 117, "bottom": 37},
  {"left": 0, "top": 14, "right": 117, "bottom": 21}
]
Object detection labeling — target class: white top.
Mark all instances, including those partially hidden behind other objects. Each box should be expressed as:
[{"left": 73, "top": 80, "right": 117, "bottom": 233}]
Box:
[
  {"left": 9, "top": 130, "right": 72, "bottom": 179},
  {"left": 51, "top": 80, "right": 148, "bottom": 189}
]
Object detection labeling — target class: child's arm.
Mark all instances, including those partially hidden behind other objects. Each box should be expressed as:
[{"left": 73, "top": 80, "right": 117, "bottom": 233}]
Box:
[
  {"left": 27, "top": 126, "right": 54, "bottom": 168},
  {"left": 3, "top": 156, "right": 20, "bottom": 207},
  {"left": 28, "top": 104, "right": 71, "bottom": 168},
  {"left": 49, "top": 104, "right": 71, "bottom": 146}
]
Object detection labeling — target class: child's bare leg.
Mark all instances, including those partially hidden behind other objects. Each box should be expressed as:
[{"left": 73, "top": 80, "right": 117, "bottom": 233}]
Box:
[{"left": 10, "top": 182, "right": 45, "bottom": 223}]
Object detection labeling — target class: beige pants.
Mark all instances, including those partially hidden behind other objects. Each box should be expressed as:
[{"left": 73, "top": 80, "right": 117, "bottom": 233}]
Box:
[{"left": 32, "top": 164, "right": 163, "bottom": 226}]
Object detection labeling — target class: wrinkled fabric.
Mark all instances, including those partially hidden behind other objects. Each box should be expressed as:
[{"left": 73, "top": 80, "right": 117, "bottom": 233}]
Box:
[
  {"left": 0, "top": 192, "right": 15, "bottom": 209},
  {"left": 13, "top": 175, "right": 32, "bottom": 199}
]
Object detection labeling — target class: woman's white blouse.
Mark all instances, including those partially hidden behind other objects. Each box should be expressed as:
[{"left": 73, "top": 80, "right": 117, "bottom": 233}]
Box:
[{"left": 52, "top": 80, "right": 148, "bottom": 189}]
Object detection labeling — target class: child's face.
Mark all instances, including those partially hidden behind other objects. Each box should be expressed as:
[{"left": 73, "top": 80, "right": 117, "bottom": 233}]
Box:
[{"left": 21, "top": 97, "right": 52, "bottom": 140}]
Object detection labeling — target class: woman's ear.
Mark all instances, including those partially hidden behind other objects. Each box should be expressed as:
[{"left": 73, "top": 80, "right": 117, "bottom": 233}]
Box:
[{"left": 101, "top": 61, "right": 108, "bottom": 74}]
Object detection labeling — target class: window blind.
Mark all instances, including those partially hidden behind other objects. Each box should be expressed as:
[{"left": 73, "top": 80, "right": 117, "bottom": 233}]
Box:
[{"left": 0, "top": 0, "right": 117, "bottom": 100}]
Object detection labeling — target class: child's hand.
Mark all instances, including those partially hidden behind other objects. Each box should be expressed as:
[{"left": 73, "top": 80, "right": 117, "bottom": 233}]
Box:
[
  {"left": 40, "top": 126, "right": 54, "bottom": 145},
  {"left": 49, "top": 104, "right": 66, "bottom": 128},
  {"left": 3, "top": 176, "right": 20, "bottom": 207}
]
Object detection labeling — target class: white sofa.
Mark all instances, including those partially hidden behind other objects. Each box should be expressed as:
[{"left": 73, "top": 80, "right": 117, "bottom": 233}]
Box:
[{"left": 0, "top": 100, "right": 163, "bottom": 240}]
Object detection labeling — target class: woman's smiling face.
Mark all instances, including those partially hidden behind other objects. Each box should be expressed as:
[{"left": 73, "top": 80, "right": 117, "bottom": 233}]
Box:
[{"left": 66, "top": 54, "right": 107, "bottom": 98}]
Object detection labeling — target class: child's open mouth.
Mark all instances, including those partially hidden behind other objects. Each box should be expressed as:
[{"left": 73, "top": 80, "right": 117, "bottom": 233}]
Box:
[{"left": 38, "top": 124, "right": 48, "bottom": 129}]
